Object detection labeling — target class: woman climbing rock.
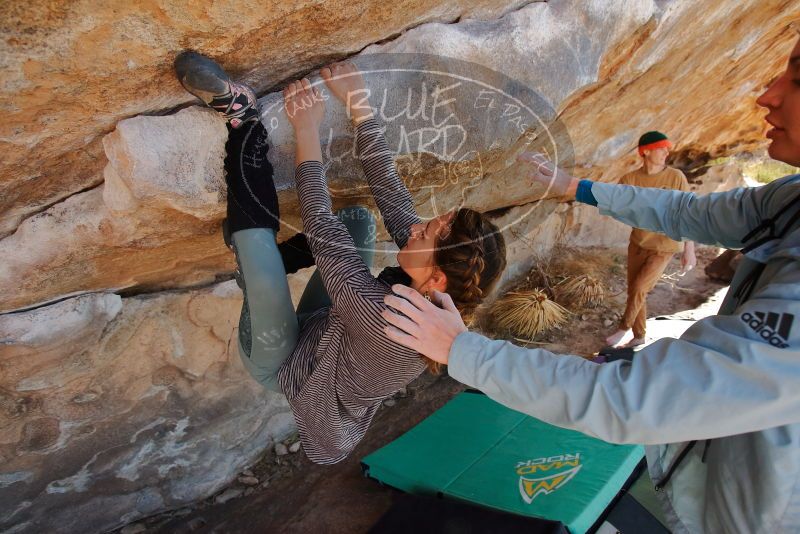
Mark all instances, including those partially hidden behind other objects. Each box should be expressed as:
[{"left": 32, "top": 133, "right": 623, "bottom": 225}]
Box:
[{"left": 174, "top": 53, "right": 506, "bottom": 464}]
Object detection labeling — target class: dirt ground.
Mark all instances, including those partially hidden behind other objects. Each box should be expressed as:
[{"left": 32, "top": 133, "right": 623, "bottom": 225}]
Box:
[{"left": 136, "top": 246, "right": 726, "bottom": 534}]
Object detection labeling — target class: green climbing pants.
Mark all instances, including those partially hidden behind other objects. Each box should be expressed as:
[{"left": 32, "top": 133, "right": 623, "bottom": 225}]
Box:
[{"left": 232, "top": 206, "right": 376, "bottom": 392}]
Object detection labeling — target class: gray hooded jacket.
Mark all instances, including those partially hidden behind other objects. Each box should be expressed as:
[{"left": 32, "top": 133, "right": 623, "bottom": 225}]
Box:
[{"left": 448, "top": 175, "right": 800, "bottom": 533}]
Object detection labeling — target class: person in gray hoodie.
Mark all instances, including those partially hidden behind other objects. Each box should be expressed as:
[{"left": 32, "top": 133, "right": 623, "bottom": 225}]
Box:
[{"left": 381, "top": 30, "right": 800, "bottom": 533}]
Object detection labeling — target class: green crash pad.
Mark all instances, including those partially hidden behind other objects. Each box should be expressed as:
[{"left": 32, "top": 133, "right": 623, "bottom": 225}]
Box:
[{"left": 362, "top": 392, "right": 644, "bottom": 534}]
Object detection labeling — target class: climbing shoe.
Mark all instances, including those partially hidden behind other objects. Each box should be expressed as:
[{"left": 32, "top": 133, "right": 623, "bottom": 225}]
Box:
[{"left": 174, "top": 50, "right": 259, "bottom": 128}]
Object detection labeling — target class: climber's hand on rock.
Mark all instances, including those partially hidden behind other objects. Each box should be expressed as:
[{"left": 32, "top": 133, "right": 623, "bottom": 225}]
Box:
[
  {"left": 284, "top": 78, "right": 325, "bottom": 163},
  {"left": 320, "top": 61, "right": 374, "bottom": 124},
  {"left": 517, "top": 151, "right": 579, "bottom": 200},
  {"left": 283, "top": 78, "right": 325, "bottom": 133}
]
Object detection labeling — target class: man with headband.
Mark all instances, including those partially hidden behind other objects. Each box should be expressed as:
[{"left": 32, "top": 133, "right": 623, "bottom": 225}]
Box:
[{"left": 606, "top": 131, "right": 696, "bottom": 348}]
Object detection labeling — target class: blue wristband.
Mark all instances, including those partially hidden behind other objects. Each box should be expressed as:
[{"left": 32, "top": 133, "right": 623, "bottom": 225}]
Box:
[{"left": 576, "top": 179, "right": 598, "bottom": 206}]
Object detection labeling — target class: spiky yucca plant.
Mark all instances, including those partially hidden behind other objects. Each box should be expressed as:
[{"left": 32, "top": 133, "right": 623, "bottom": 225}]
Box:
[
  {"left": 491, "top": 288, "right": 568, "bottom": 339},
  {"left": 555, "top": 275, "right": 605, "bottom": 308}
]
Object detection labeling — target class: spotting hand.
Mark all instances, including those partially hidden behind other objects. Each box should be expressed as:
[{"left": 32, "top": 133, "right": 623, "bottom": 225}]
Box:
[{"left": 382, "top": 285, "right": 467, "bottom": 365}]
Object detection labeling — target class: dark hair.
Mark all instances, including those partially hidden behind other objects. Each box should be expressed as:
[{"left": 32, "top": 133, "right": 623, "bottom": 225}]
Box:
[{"left": 426, "top": 208, "right": 507, "bottom": 373}]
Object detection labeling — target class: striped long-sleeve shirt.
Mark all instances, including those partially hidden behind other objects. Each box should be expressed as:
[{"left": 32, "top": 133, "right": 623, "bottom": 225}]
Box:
[{"left": 277, "top": 118, "right": 425, "bottom": 464}]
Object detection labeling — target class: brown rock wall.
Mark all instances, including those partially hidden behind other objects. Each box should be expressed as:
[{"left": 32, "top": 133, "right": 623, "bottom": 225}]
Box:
[
  {"left": 559, "top": 2, "right": 799, "bottom": 183},
  {"left": 0, "top": 280, "right": 315, "bottom": 534},
  {"left": 0, "top": 0, "right": 532, "bottom": 237},
  {"left": 3, "top": 1, "right": 797, "bottom": 313}
]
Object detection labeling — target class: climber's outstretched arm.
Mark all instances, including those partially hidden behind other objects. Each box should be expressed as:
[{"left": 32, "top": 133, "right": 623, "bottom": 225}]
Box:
[
  {"left": 284, "top": 78, "right": 377, "bottom": 308},
  {"left": 321, "top": 62, "right": 422, "bottom": 249}
]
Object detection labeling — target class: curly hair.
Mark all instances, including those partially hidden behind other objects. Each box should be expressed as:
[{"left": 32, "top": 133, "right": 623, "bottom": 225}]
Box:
[{"left": 424, "top": 208, "right": 507, "bottom": 373}]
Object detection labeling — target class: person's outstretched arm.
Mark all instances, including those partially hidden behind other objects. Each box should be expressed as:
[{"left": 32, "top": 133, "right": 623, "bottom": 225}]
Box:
[
  {"left": 519, "top": 152, "right": 798, "bottom": 250},
  {"left": 322, "top": 62, "right": 422, "bottom": 249},
  {"left": 383, "top": 270, "right": 800, "bottom": 445},
  {"left": 589, "top": 179, "right": 770, "bottom": 250}
]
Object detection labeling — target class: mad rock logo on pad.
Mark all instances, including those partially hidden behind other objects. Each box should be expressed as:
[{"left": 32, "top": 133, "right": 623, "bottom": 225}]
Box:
[{"left": 515, "top": 453, "right": 582, "bottom": 504}]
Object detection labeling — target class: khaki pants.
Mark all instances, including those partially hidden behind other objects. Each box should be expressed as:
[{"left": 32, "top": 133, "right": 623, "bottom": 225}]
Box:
[{"left": 620, "top": 242, "right": 673, "bottom": 338}]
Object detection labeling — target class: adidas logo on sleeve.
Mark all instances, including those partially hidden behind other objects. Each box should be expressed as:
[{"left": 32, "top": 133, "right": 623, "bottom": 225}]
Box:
[{"left": 741, "top": 311, "right": 794, "bottom": 348}]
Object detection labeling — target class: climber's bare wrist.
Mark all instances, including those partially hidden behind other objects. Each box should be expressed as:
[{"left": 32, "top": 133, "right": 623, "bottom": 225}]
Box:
[
  {"left": 349, "top": 103, "right": 374, "bottom": 125},
  {"left": 295, "top": 128, "right": 322, "bottom": 163}
]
